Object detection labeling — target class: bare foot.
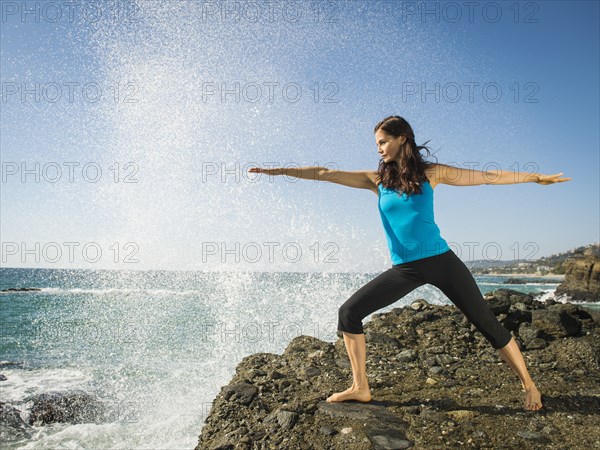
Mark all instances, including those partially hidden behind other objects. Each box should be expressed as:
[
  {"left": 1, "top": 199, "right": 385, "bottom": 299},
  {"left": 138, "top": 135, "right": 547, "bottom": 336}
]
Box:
[
  {"left": 326, "top": 386, "right": 372, "bottom": 403},
  {"left": 524, "top": 385, "right": 543, "bottom": 411}
]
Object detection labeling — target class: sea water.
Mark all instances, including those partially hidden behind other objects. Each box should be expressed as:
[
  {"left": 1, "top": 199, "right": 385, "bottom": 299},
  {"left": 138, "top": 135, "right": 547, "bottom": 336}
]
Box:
[{"left": 2, "top": 267, "right": 596, "bottom": 449}]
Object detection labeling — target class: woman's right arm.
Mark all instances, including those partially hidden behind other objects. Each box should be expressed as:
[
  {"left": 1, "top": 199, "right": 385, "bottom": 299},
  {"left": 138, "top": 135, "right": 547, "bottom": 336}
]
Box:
[{"left": 248, "top": 166, "right": 379, "bottom": 191}]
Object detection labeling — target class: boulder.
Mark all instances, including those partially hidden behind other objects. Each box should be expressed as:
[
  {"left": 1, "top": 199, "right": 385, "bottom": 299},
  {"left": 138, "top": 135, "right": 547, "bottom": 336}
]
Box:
[{"left": 532, "top": 309, "right": 581, "bottom": 338}]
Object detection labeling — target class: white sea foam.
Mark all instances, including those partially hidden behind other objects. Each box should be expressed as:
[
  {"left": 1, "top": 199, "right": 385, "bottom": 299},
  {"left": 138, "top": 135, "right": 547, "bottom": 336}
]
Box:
[{"left": 0, "top": 368, "right": 94, "bottom": 404}]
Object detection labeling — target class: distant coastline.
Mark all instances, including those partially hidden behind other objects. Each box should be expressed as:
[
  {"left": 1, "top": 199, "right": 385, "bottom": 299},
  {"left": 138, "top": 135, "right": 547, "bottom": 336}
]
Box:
[{"left": 475, "top": 272, "right": 565, "bottom": 279}]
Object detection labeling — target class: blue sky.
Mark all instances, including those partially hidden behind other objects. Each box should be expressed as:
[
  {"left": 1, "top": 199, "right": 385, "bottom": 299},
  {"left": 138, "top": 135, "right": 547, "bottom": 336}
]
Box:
[{"left": 1, "top": 0, "right": 598, "bottom": 272}]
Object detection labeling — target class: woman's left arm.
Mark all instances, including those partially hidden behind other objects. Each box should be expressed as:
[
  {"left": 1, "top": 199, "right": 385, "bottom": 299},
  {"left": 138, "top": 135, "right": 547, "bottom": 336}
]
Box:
[
  {"left": 432, "top": 163, "right": 572, "bottom": 186},
  {"left": 484, "top": 169, "right": 572, "bottom": 185}
]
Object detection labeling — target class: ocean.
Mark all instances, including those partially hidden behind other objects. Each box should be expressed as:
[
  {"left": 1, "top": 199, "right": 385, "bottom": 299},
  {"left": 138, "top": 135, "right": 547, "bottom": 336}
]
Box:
[{"left": 1, "top": 267, "right": 597, "bottom": 449}]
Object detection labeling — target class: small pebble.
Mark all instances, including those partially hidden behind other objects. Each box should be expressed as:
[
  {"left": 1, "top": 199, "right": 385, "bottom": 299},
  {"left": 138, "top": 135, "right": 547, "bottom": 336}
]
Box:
[
  {"left": 517, "top": 431, "right": 542, "bottom": 440},
  {"left": 320, "top": 426, "right": 337, "bottom": 436}
]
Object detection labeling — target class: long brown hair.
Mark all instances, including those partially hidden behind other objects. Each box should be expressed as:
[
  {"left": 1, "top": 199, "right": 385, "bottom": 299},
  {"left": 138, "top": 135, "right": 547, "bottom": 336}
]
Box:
[{"left": 374, "top": 115, "right": 438, "bottom": 197}]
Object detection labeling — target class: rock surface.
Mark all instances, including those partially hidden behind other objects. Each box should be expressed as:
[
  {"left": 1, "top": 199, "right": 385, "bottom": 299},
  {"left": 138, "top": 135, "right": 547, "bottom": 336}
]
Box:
[
  {"left": 555, "top": 253, "right": 600, "bottom": 302},
  {"left": 0, "top": 401, "right": 30, "bottom": 442},
  {"left": 1, "top": 389, "right": 132, "bottom": 443},
  {"left": 196, "top": 289, "right": 600, "bottom": 449},
  {"left": 0, "top": 287, "right": 42, "bottom": 292},
  {"left": 26, "top": 390, "right": 105, "bottom": 426}
]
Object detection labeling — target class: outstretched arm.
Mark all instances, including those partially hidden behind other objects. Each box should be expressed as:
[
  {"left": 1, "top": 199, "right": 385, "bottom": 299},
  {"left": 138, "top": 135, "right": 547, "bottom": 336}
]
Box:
[
  {"left": 248, "top": 166, "right": 326, "bottom": 180},
  {"left": 431, "top": 163, "right": 572, "bottom": 186},
  {"left": 248, "top": 166, "right": 378, "bottom": 190}
]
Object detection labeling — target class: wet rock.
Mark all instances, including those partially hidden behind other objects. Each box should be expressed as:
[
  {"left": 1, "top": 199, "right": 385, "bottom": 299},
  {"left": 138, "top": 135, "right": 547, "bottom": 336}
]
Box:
[
  {"left": 320, "top": 425, "right": 337, "bottom": 435},
  {"left": 486, "top": 297, "right": 511, "bottom": 315},
  {"left": 581, "top": 306, "right": 600, "bottom": 324},
  {"left": 0, "top": 401, "right": 30, "bottom": 441},
  {"left": 532, "top": 309, "right": 581, "bottom": 337},
  {"left": 307, "top": 349, "right": 325, "bottom": 359},
  {"left": 301, "top": 366, "right": 321, "bottom": 378},
  {"left": 396, "top": 349, "right": 417, "bottom": 362},
  {"left": 551, "top": 303, "right": 596, "bottom": 324},
  {"left": 26, "top": 390, "right": 104, "bottom": 425},
  {"left": 221, "top": 382, "right": 258, "bottom": 406},
  {"left": 512, "top": 301, "right": 530, "bottom": 310},
  {"left": 275, "top": 410, "right": 298, "bottom": 430},
  {"left": 428, "top": 366, "right": 443, "bottom": 375},
  {"left": 517, "top": 430, "right": 543, "bottom": 440},
  {"left": 426, "top": 345, "right": 445, "bottom": 354},
  {"left": 518, "top": 322, "right": 540, "bottom": 342},
  {"left": 492, "top": 288, "right": 535, "bottom": 305},
  {"left": 0, "top": 287, "right": 41, "bottom": 292},
  {"left": 410, "top": 299, "right": 430, "bottom": 311},
  {"left": 411, "top": 311, "right": 435, "bottom": 325},
  {"left": 525, "top": 337, "right": 548, "bottom": 349},
  {"left": 0, "top": 361, "right": 25, "bottom": 369},
  {"left": 366, "top": 330, "right": 401, "bottom": 347},
  {"left": 446, "top": 409, "right": 478, "bottom": 421},
  {"left": 318, "top": 400, "right": 397, "bottom": 423},
  {"left": 247, "top": 368, "right": 267, "bottom": 379},
  {"left": 366, "top": 427, "right": 413, "bottom": 449},
  {"left": 321, "top": 401, "right": 413, "bottom": 448},
  {"left": 435, "top": 354, "right": 455, "bottom": 365},
  {"left": 247, "top": 429, "right": 265, "bottom": 441},
  {"left": 268, "top": 370, "right": 285, "bottom": 380},
  {"left": 419, "top": 408, "right": 445, "bottom": 422},
  {"left": 283, "top": 334, "right": 331, "bottom": 356},
  {"left": 421, "top": 356, "right": 437, "bottom": 367},
  {"left": 502, "top": 309, "right": 531, "bottom": 331}
]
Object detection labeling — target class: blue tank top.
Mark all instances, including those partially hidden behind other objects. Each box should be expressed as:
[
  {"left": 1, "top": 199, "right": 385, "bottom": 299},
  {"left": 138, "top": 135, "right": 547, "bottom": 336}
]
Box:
[{"left": 377, "top": 180, "right": 450, "bottom": 264}]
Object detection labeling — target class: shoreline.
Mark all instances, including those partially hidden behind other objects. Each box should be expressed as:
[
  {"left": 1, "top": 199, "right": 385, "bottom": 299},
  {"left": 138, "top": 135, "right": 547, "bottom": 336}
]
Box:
[
  {"left": 197, "top": 290, "right": 600, "bottom": 449},
  {"left": 474, "top": 272, "right": 565, "bottom": 279}
]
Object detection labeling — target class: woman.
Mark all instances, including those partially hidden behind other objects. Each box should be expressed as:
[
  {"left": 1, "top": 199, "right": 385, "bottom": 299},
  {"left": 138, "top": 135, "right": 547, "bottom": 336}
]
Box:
[{"left": 248, "top": 115, "right": 571, "bottom": 411}]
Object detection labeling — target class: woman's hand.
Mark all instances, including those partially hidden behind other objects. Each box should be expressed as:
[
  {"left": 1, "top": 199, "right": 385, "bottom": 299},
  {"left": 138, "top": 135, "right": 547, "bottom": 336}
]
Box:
[
  {"left": 534, "top": 171, "right": 572, "bottom": 185},
  {"left": 248, "top": 167, "right": 281, "bottom": 176}
]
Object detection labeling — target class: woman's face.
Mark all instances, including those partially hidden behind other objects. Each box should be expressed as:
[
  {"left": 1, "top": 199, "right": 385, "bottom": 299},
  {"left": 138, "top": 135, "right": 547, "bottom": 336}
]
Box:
[{"left": 375, "top": 129, "right": 406, "bottom": 163}]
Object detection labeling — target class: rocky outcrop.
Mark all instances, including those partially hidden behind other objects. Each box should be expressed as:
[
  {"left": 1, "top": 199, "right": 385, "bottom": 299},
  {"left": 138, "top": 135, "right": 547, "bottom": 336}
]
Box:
[
  {"left": 505, "top": 278, "right": 527, "bottom": 284},
  {"left": 555, "top": 253, "right": 600, "bottom": 302},
  {"left": 196, "top": 289, "right": 600, "bottom": 450},
  {"left": 26, "top": 391, "right": 105, "bottom": 426},
  {"left": 0, "top": 401, "right": 30, "bottom": 442},
  {"left": 0, "top": 287, "right": 42, "bottom": 292},
  {"left": 0, "top": 389, "right": 113, "bottom": 444}
]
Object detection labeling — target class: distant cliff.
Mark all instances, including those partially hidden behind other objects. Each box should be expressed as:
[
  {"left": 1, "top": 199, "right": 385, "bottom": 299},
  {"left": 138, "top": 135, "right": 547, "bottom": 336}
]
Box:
[{"left": 555, "top": 247, "right": 600, "bottom": 302}]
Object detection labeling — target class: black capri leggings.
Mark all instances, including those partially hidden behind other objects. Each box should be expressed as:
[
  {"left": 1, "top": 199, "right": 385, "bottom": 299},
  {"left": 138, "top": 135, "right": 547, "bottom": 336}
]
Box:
[{"left": 337, "top": 249, "right": 512, "bottom": 349}]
